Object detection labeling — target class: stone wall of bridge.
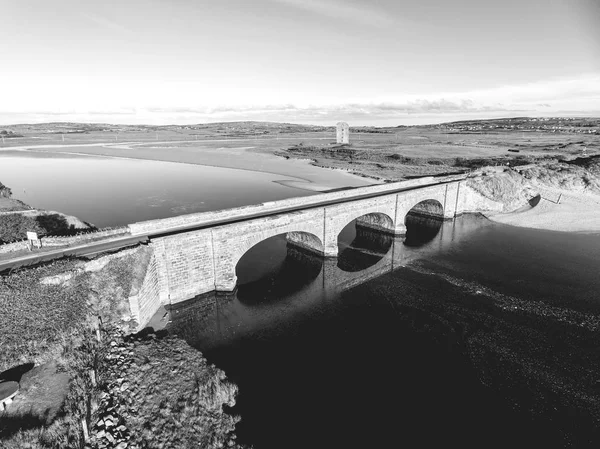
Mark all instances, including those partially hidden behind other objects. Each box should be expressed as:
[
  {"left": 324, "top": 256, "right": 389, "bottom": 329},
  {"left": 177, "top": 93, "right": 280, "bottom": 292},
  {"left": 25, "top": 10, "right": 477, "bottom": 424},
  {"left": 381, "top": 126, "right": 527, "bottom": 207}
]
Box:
[
  {"left": 211, "top": 208, "right": 326, "bottom": 292},
  {"left": 139, "top": 178, "right": 470, "bottom": 306},
  {"left": 127, "top": 248, "right": 162, "bottom": 331}
]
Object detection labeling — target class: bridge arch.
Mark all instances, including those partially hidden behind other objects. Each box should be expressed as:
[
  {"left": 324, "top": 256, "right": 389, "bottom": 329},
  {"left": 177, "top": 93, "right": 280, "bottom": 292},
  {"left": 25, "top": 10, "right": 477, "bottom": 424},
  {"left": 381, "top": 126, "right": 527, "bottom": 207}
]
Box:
[
  {"left": 335, "top": 211, "right": 396, "bottom": 271},
  {"left": 405, "top": 199, "right": 445, "bottom": 221},
  {"left": 211, "top": 210, "right": 326, "bottom": 291},
  {"left": 325, "top": 197, "right": 401, "bottom": 256},
  {"left": 394, "top": 185, "right": 457, "bottom": 234},
  {"left": 232, "top": 230, "right": 324, "bottom": 279},
  {"left": 236, "top": 234, "right": 324, "bottom": 303},
  {"left": 403, "top": 200, "right": 444, "bottom": 247}
]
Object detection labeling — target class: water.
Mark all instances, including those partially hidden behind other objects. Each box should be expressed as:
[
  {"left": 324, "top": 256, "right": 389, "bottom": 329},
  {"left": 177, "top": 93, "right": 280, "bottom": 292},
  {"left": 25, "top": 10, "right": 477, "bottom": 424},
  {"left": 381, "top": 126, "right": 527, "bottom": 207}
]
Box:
[
  {"left": 0, "top": 150, "right": 370, "bottom": 227},
  {"left": 169, "top": 215, "right": 600, "bottom": 448}
]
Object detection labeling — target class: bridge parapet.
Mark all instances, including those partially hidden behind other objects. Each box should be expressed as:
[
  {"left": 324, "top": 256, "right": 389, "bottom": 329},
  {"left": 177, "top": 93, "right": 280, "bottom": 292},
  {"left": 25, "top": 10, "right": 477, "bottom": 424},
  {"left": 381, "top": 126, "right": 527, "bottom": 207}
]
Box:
[{"left": 129, "top": 174, "right": 466, "bottom": 236}]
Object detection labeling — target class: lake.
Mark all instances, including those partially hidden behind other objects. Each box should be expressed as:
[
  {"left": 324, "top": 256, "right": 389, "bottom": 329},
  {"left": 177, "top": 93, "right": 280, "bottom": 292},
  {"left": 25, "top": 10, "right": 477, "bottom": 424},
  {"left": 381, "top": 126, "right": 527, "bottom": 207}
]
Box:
[{"left": 168, "top": 214, "right": 600, "bottom": 448}]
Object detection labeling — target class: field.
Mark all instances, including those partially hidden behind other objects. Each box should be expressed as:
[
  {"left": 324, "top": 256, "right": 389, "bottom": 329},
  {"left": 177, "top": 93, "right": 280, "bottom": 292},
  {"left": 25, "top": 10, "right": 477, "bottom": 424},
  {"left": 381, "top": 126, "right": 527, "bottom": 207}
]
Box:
[{"left": 1, "top": 119, "right": 598, "bottom": 183}]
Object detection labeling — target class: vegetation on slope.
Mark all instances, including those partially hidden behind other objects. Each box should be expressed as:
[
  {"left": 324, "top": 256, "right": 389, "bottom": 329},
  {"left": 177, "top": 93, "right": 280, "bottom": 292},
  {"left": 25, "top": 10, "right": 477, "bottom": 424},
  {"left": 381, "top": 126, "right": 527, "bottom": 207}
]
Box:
[
  {"left": 465, "top": 159, "right": 600, "bottom": 213},
  {"left": 0, "top": 247, "right": 242, "bottom": 448},
  {"left": 92, "top": 331, "right": 242, "bottom": 449},
  {"left": 0, "top": 213, "right": 86, "bottom": 244}
]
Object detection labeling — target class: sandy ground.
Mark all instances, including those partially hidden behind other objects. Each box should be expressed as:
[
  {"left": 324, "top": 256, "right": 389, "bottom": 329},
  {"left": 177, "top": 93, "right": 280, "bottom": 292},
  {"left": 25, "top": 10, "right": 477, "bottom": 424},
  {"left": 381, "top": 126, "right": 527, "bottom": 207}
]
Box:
[{"left": 488, "top": 187, "right": 600, "bottom": 233}]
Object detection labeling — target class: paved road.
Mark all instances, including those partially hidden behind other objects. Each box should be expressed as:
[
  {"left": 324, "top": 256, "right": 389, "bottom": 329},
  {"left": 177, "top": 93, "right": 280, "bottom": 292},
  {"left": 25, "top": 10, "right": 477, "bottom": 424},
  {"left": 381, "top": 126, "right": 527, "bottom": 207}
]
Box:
[{"left": 0, "top": 234, "right": 148, "bottom": 273}]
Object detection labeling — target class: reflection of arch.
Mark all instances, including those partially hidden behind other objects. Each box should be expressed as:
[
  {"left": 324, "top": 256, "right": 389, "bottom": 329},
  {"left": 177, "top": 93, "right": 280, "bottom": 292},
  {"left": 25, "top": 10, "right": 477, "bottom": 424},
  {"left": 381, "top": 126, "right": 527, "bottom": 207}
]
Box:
[
  {"left": 337, "top": 212, "right": 396, "bottom": 247},
  {"left": 337, "top": 213, "right": 395, "bottom": 272},
  {"left": 237, "top": 245, "right": 323, "bottom": 304},
  {"left": 325, "top": 197, "right": 401, "bottom": 256},
  {"left": 230, "top": 230, "right": 324, "bottom": 274},
  {"left": 404, "top": 215, "right": 443, "bottom": 247},
  {"left": 233, "top": 231, "right": 324, "bottom": 289},
  {"left": 404, "top": 200, "right": 444, "bottom": 247}
]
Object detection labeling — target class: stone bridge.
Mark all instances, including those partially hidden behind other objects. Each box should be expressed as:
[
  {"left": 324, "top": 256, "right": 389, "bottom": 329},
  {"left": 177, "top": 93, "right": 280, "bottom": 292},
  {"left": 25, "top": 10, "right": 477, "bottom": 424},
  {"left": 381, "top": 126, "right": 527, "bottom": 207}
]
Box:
[
  {"left": 165, "top": 220, "right": 473, "bottom": 347},
  {"left": 127, "top": 174, "right": 499, "bottom": 327}
]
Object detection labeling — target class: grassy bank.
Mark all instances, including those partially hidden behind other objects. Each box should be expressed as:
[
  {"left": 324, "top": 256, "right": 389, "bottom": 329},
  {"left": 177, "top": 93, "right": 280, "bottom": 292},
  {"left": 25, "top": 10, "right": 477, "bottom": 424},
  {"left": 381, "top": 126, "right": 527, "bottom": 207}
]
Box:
[
  {"left": 0, "top": 247, "right": 241, "bottom": 448},
  {"left": 0, "top": 180, "right": 94, "bottom": 244}
]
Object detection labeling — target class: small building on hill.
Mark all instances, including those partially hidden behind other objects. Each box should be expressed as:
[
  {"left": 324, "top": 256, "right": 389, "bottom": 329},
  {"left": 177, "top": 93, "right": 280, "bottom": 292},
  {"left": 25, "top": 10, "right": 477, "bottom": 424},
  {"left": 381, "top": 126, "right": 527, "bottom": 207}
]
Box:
[{"left": 336, "top": 122, "right": 349, "bottom": 144}]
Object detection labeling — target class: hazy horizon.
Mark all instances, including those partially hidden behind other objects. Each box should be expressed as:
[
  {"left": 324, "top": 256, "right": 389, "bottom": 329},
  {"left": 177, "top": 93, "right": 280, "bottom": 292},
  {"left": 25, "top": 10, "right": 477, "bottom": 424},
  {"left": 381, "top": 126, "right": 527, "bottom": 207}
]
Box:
[
  {"left": 2, "top": 0, "right": 599, "bottom": 126},
  {"left": 3, "top": 112, "right": 600, "bottom": 130}
]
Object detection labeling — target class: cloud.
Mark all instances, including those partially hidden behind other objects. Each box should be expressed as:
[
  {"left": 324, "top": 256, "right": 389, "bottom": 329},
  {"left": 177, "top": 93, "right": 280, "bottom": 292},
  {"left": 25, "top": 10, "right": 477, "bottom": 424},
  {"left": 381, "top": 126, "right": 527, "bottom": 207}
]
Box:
[
  {"left": 267, "top": 0, "right": 394, "bottom": 27},
  {"left": 437, "top": 74, "right": 600, "bottom": 108},
  {"left": 81, "top": 12, "right": 133, "bottom": 34},
  {"left": 139, "top": 99, "right": 519, "bottom": 123},
  {"left": 2, "top": 74, "right": 598, "bottom": 126}
]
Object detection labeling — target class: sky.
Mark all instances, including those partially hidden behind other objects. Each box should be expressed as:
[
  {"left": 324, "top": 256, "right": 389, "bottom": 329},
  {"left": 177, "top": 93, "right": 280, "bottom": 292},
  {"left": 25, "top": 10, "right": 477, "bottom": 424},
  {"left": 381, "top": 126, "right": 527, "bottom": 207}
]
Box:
[{"left": 1, "top": 0, "right": 599, "bottom": 126}]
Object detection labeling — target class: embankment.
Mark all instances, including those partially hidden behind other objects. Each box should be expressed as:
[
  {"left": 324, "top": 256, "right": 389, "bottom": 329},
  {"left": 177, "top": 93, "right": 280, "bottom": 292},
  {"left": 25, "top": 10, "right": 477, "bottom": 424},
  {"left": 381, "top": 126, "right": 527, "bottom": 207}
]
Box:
[
  {"left": 0, "top": 180, "right": 93, "bottom": 244},
  {"left": 0, "top": 245, "right": 241, "bottom": 448},
  {"left": 465, "top": 158, "right": 600, "bottom": 232}
]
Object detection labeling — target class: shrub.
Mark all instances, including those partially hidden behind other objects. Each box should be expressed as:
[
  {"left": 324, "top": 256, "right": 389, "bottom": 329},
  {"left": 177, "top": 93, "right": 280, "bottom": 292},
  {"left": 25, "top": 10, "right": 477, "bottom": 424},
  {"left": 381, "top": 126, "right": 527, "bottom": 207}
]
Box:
[
  {"left": 0, "top": 214, "right": 43, "bottom": 243},
  {"left": 35, "top": 214, "right": 75, "bottom": 236}
]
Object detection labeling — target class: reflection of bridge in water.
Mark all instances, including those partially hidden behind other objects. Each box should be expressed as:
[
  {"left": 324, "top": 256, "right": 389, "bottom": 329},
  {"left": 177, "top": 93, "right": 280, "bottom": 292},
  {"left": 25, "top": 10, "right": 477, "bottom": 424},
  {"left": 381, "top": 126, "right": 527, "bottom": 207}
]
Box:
[{"left": 167, "top": 216, "right": 482, "bottom": 349}]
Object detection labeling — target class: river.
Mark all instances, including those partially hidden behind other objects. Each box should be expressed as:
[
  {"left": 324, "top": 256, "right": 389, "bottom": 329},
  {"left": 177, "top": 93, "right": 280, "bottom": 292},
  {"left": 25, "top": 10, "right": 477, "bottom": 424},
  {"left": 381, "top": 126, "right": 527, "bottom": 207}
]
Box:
[
  {"left": 0, "top": 149, "right": 372, "bottom": 227},
  {"left": 168, "top": 214, "right": 600, "bottom": 448},
  {"left": 3, "top": 147, "right": 600, "bottom": 447}
]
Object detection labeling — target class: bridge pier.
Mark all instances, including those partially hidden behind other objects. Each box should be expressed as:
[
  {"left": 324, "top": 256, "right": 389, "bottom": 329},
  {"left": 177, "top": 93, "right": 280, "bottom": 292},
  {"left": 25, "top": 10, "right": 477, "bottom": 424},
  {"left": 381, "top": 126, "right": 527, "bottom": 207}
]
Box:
[{"left": 215, "top": 273, "right": 237, "bottom": 293}]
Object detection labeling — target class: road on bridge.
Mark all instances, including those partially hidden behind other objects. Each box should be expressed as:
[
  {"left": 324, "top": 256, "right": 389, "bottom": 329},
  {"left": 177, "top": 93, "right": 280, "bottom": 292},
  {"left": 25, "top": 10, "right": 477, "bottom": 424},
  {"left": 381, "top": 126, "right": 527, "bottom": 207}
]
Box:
[
  {"left": 0, "top": 234, "right": 149, "bottom": 274},
  {"left": 0, "top": 175, "right": 466, "bottom": 274}
]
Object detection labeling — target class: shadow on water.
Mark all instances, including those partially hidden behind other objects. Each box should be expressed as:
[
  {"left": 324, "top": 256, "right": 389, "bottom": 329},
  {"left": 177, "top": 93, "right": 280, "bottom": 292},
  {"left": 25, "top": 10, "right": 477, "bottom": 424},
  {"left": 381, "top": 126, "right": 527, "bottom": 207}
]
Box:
[
  {"left": 237, "top": 246, "right": 323, "bottom": 304},
  {"left": 337, "top": 226, "right": 393, "bottom": 272},
  {"left": 167, "top": 214, "right": 600, "bottom": 449},
  {"left": 403, "top": 213, "right": 443, "bottom": 247}
]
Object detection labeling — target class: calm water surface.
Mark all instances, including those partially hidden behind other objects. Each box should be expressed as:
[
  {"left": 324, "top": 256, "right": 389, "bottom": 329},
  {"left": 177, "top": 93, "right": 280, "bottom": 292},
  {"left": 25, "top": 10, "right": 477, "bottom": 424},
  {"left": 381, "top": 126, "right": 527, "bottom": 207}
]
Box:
[
  {"left": 0, "top": 150, "right": 369, "bottom": 227},
  {"left": 5, "top": 148, "right": 599, "bottom": 447},
  {"left": 169, "top": 215, "right": 600, "bottom": 448}
]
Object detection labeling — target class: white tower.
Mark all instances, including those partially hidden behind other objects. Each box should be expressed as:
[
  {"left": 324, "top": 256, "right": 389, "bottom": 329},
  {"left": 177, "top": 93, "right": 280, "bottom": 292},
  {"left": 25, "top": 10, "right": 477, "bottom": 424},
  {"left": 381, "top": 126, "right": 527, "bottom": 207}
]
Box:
[{"left": 336, "top": 122, "right": 349, "bottom": 144}]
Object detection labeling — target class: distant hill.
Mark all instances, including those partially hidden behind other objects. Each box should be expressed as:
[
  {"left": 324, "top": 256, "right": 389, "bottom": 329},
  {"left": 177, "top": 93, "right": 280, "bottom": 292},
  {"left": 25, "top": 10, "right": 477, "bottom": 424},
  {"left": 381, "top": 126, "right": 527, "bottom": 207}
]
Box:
[
  {"left": 1, "top": 121, "right": 332, "bottom": 135},
  {"left": 2, "top": 117, "right": 598, "bottom": 136}
]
